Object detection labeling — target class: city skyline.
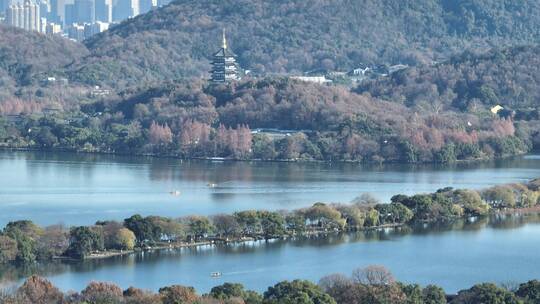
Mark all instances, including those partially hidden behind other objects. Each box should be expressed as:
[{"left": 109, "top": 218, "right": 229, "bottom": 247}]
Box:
[{"left": 1, "top": 0, "right": 169, "bottom": 40}]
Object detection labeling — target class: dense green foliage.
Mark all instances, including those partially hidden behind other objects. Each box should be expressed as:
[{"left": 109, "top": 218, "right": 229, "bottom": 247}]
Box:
[
  {"left": 263, "top": 280, "right": 336, "bottom": 304},
  {"left": 4, "top": 269, "right": 540, "bottom": 303},
  {"left": 516, "top": 280, "right": 540, "bottom": 303},
  {"left": 210, "top": 282, "right": 263, "bottom": 303},
  {"left": 65, "top": 226, "right": 104, "bottom": 259},
  {"left": 0, "top": 179, "right": 539, "bottom": 265},
  {"left": 450, "top": 283, "right": 520, "bottom": 304}
]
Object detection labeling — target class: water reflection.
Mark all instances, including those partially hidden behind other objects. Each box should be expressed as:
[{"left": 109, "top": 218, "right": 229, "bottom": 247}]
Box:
[
  {"left": 3, "top": 151, "right": 540, "bottom": 227},
  {"left": 10, "top": 150, "right": 540, "bottom": 185},
  {"left": 2, "top": 213, "right": 539, "bottom": 291}
]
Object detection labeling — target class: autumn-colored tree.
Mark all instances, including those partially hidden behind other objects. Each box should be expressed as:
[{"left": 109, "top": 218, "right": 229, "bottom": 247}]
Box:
[
  {"left": 491, "top": 118, "right": 515, "bottom": 138},
  {"left": 35, "top": 224, "right": 69, "bottom": 260},
  {"left": 302, "top": 203, "right": 346, "bottom": 230},
  {"left": 215, "top": 124, "right": 229, "bottom": 155},
  {"left": 352, "top": 265, "right": 395, "bottom": 286},
  {"left": 211, "top": 214, "right": 241, "bottom": 237},
  {"left": 149, "top": 121, "right": 173, "bottom": 146},
  {"left": 482, "top": 185, "right": 516, "bottom": 208},
  {"left": 96, "top": 221, "right": 123, "bottom": 250},
  {"left": 278, "top": 133, "right": 307, "bottom": 160},
  {"left": 214, "top": 124, "right": 252, "bottom": 158},
  {"left": 124, "top": 286, "right": 162, "bottom": 304},
  {"left": 124, "top": 286, "right": 146, "bottom": 298},
  {"left": 234, "top": 124, "right": 253, "bottom": 159},
  {"left": 333, "top": 205, "right": 366, "bottom": 229},
  {"left": 159, "top": 285, "right": 199, "bottom": 304},
  {"left": 81, "top": 281, "right": 123, "bottom": 303},
  {"left": 115, "top": 228, "right": 136, "bottom": 250},
  {"left": 17, "top": 276, "right": 63, "bottom": 304},
  {"left": 179, "top": 120, "right": 211, "bottom": 152},
  {"left": 319, "top": 274, "right": 356, "bottom": 303}
]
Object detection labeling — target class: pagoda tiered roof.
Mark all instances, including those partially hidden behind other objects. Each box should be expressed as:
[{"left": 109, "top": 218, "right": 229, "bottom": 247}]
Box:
[{"left": 210, "top": 30, "right": 239, "bottom": 83}]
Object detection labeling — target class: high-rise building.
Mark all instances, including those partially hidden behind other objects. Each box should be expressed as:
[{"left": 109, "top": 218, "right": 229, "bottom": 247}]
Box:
[
  {"left": 6, "top": 3, "right": 18, "bottom": 27},
  {"left": 5, "top": 0, "right": 40, "bottom": 32},
  {"left": 39, "top": 0, "right": 49, "bottom": 20},
  {"left": 49, "top": 0, "right": 63, "bottom": 23},
  {"left": 6, "top": 3, "right": 19, "bottom": 27},
  {"left": 131, "top": 0, "right": 138, "bottom": 15},
  {"left": 45, "top": 21, "right": 62, "bottom": 34},
  {"left": 84, "top": 20, "right": 107, "bottom": 37},
  {"left": 63, "top": 2, "right": 73, "bottom": 24},
  {"left": 155, "top": 0, "right": 168, "bottom": 7},
  {"left": 67, "top": 22, "right": 83, "bottom": 40},
  {"left": 73, "top": 0, "right": 94, "bottom": 23},
  {"left": 94, "top": 0, "right": 110, "bottom": 22},
  {"left": 211, "top": 30, "right": 239, "bottom": 83},
  {"left": 1, "top": 0, "right": 9, "bottom": 14},
  {"left": 138, "top": 0, "right": 153, "bottom": 14},
  {"left": 112, "top": 0, "right": 137, "bottom": 21}
]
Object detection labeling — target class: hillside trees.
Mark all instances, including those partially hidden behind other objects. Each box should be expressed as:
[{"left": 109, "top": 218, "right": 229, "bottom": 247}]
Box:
[
  {"left": 78, "top": 0, "right": 540, "bottom": 88},
  {"left": 357, "top": 46, "right": 540, "bottom": 114}
]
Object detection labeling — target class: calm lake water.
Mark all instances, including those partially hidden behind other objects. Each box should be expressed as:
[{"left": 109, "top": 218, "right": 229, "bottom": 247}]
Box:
[
  {"left": 2, "top": 151, "right": 540, "bottom": 293},
  {"left": 2, "top": 151, "right": 540, "bottom": 226},
  {"left": 1, "top": 215, "right": 540, "bottom": 294}
]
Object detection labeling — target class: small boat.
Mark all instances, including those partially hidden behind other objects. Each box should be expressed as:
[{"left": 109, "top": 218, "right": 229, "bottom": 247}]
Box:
[
  {"left": 209, "top": 157, "right": 226, "bottom": 162},
  {"left": 207, "top": 183, "right": 217, "bottom": 188},
  {"left": 169, "top": 190, "right": 181, "bottom": 196},
  {"left": 210, "top": 272, "right": 222, "bottom": 278}
]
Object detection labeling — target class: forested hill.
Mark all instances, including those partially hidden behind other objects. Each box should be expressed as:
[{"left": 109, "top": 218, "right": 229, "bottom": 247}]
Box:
[
  {"left": 77, "top": 0, "right": 540, "bottom": 88},
  {"left": 356, "top": 45, "right": 540, "bottom": 116},
  {"left": 0, "top": 25, "right": 86, "bottom": 91},
  {"left": 2, "top": 77, "right": 530, "bottom": 163}
]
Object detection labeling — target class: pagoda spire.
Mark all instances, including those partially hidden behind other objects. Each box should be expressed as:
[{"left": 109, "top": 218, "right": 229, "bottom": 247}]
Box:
[
  {"left": 210, "top": 29, "right": 239, "bottom": 83},
  {"left": 222, "top": 28, "right": 227, "bottom": 50}
]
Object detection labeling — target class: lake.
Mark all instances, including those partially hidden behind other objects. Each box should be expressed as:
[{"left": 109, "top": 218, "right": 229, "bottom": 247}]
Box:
[
  {"left": 2, "top": 151, "right": 540, "bottom": 293},
  {"left": 2, "top": 151, "right": 540, "bottom": 226},
  {"left": 1, "top": 215, "right": 540, "bottom": 294}
]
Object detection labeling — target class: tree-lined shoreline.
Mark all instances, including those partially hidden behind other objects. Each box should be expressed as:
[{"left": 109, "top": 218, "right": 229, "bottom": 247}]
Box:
[
  {"left": 1, "top": 77, "right": 531, "bottom": 165},
  {"left": 2, "top": 179, "right": 540, "bottom": 266}
]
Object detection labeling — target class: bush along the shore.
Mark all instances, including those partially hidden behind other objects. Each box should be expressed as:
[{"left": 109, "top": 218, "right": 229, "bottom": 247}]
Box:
[
  {"left": 1, "top": 179, "right": 540, "bottom": 264},
  {"left": 2, "top": 265, "right": 540, "bottom": 303}
]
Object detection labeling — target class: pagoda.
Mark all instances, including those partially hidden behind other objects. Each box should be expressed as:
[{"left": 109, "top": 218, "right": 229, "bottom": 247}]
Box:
[{"left": 211, "top": 30, "right": 239, "bottom": 83}]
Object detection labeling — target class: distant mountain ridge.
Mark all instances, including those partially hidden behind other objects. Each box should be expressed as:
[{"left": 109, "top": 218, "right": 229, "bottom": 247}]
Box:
[
  {"left": 73, "top": 0, "right": 540, "bottom": 88},
  {"left": 3, "top": 1, "right": 540, "bottom": 90}
]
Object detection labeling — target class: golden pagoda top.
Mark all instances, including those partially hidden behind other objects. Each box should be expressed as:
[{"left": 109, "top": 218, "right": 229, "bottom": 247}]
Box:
[{"left": 222, "top": 29, "right": 227, "bottom": 50}]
